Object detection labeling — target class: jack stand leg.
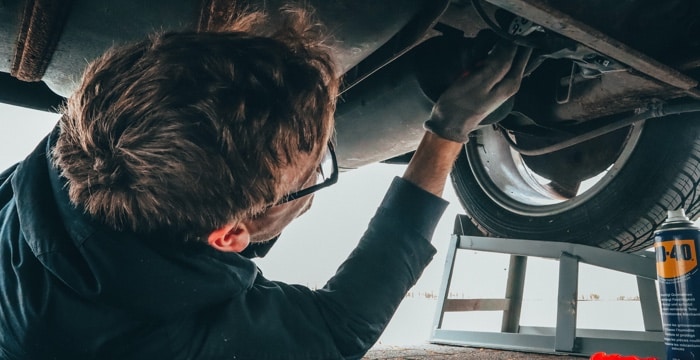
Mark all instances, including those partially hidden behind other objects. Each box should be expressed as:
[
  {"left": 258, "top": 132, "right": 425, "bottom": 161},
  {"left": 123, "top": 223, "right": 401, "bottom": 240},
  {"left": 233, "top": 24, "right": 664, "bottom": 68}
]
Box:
[
  {"left": 637, "top": 276, "right": 662, "bottom": 332},
  {"left": 433, "top": 235, "right": 459, "bottom": 331},
  {"left": 501, "top": 255, "right": 527, "bottom": 333},
  {"left": 555, "top": 252, "right": 579, "bottom": 352}
]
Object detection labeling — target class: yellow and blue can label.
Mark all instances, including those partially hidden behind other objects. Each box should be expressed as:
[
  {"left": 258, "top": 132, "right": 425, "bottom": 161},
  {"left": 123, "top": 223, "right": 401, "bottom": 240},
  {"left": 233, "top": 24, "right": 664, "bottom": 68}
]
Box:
[{"left": 655, "top": 239, "right": 698, "bottom": 279}]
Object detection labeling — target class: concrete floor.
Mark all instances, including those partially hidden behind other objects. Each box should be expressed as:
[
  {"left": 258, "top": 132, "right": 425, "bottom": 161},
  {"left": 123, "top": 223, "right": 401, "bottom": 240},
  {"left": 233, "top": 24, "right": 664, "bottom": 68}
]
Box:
[{"left": 364, "top": 344, "right": 586, "bottom": 359}]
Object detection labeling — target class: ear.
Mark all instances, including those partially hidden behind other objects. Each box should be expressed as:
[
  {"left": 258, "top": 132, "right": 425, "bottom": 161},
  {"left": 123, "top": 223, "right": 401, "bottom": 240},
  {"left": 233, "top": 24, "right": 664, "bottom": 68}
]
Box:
[{"left": 207, "top": 223, "right": 251, "bottom": 253}]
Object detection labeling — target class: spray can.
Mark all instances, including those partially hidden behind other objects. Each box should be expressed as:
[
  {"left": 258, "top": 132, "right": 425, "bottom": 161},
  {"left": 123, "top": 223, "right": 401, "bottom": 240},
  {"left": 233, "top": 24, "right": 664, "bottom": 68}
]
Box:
[{"left": 655, "top": 208, "right": 700, "bottom": 359}]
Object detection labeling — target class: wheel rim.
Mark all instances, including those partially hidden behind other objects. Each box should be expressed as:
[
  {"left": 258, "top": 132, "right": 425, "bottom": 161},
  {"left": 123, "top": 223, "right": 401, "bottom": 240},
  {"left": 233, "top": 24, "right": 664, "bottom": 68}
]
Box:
[{"left": 466, "top": 123, "right": 644, "bottom": 216}]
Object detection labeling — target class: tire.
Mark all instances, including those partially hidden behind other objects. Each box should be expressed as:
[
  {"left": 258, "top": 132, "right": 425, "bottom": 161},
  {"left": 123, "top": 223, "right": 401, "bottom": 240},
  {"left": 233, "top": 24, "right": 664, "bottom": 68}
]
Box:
[{"left": 451, "top": 113, "right": 700, "bottom": 252}]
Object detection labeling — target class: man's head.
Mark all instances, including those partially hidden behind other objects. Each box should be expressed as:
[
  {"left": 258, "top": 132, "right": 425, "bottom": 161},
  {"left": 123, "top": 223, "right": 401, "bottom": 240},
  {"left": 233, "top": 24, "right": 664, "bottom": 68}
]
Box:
[{"left": 53, "top": 9, "right": 338, "bottom": 245}]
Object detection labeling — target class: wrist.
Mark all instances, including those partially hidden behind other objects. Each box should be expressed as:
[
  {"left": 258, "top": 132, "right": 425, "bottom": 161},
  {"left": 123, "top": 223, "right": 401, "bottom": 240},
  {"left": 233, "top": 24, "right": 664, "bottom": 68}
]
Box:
[
  {"left": 424, "top": 107, "right": 483, "bottom": 143},
  {"left": 402, "top": 132, "right": 463, "bottom": 197}
]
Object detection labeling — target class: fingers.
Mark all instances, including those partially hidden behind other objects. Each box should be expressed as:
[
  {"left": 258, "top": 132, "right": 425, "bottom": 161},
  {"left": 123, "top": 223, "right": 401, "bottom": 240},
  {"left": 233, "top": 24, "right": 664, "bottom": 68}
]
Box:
[
  {"left": 493, "top": 46, "right": 533, "bottom": 97},
  {"left": 469, "top": 42, "right": 518, "bottom": 89},
  {"left": 512, "top": 46, "right": 533, "bottom": 79}
]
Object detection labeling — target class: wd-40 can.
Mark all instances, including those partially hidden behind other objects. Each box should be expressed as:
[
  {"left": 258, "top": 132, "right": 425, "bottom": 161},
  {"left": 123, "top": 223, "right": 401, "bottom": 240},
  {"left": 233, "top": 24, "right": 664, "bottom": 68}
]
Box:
[{"left": 655, "top": 208, "right": 700, "bottom": 359}]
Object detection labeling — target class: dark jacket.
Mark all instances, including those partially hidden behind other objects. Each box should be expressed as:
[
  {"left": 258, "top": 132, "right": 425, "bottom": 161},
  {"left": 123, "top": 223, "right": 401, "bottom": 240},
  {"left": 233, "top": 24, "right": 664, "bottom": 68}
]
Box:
[{"left": 0, "top": 128, "right": 447, "bottom": 360}]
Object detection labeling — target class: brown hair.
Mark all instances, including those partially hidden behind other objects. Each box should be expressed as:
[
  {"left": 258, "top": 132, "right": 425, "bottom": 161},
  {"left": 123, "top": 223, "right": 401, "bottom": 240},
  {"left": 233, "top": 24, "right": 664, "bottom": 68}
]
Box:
[{"left": 53, "top": 7, "right": 338, "bottom": 240}]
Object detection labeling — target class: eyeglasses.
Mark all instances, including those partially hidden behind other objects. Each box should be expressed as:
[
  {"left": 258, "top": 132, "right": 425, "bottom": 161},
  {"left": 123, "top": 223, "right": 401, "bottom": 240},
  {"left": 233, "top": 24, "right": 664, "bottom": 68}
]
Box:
[{"left": 275, "top": 142, "right": 338, "bottom": 205}]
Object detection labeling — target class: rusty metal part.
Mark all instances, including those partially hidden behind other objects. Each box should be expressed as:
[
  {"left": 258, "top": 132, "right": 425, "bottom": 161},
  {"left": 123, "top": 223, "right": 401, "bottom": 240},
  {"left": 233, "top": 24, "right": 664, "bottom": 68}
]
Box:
[
  {"left": 11, "top": 0, "right": 74, "bottom": 82},
  {"left": 550, "top": 71, "right": 687, "bottom": 122},
  {"left": 529, "top": 0, "right": 700, "bottom": 60},
  {"left": 484, "top": 0, "right": 700, "bottom": 98},
  {"left": 507, "top": 101, "right": 700, "bottom": 157}
]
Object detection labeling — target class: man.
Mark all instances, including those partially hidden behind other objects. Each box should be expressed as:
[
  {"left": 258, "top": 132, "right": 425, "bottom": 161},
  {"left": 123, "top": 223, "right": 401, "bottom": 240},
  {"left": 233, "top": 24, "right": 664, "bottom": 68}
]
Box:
[{"left": 0, "top": 7, "right": 530, "bottom": 360}]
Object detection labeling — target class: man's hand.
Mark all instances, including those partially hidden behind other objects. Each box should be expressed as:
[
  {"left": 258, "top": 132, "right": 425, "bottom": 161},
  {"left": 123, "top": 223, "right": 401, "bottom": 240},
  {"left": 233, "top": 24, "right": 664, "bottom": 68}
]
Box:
[
  {"left": 404, "top": 42, "right": 531, "bottom": 197},
  {"left": 424, "top": 42, "right": 532, "bottom": 143}
]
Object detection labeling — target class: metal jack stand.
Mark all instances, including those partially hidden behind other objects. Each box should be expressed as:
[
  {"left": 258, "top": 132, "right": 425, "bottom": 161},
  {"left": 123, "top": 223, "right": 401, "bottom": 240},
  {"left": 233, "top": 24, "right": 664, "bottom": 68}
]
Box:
[{"left": 430, "top": 215, "right": 665, "bottom": 358}]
